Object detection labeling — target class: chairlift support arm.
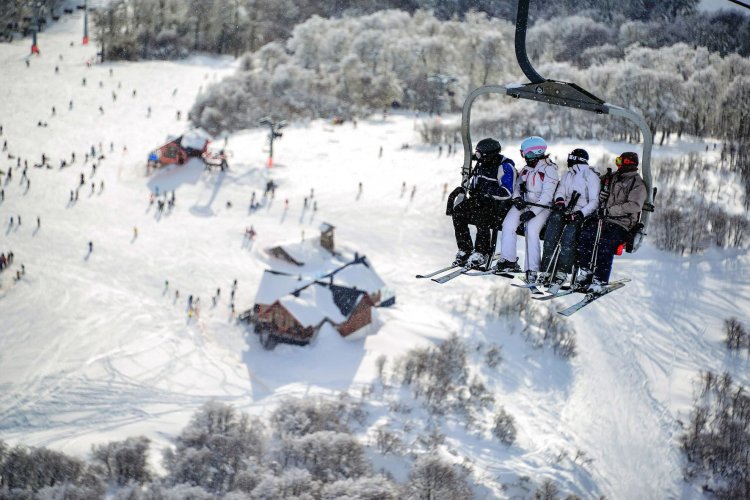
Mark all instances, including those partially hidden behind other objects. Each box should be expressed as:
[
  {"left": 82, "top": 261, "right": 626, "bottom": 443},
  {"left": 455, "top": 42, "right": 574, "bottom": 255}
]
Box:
[{"left": 460, "top": 0, "right": 654, "bottom": 251}]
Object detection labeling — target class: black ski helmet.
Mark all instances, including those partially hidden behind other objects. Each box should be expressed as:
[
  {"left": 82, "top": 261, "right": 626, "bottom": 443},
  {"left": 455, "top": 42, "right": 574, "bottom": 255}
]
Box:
[
  {"left": 475, "top": 138, "right": 502, "bottom": 157},
  {"left": 567, "top": 148, "right": 589, "bottom": 168}
]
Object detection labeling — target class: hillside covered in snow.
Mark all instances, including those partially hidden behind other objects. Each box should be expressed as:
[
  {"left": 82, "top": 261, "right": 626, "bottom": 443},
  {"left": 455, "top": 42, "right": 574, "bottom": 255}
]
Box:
[{"left": 1, "top": 10, "right": 750, "bottom": 500}]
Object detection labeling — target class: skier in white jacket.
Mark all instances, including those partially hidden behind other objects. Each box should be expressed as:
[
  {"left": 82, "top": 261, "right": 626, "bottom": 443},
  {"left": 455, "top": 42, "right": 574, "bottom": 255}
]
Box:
[
  {"left": 539, "top": 148, "right": 600, "bottom": 291},
  {"left": 494, "top": 136, "right": 559, "bottom": 280}
]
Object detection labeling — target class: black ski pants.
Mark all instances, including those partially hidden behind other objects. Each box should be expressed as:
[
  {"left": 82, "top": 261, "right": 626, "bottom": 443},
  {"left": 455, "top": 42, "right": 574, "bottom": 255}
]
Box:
[
  {"left": 541, "top": 211, "right": 581, "bottom": 274},
  {"left": 452, "top": 196, "right": 509, "bottom": 256},
  {"left": 575, "top": 218, "right": 628, "bottom": 283}
]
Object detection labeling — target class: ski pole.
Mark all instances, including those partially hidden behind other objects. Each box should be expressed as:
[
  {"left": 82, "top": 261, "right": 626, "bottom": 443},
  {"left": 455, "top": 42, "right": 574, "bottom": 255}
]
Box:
[
  {"left": 589, "top": 217, "right": 604, "bottom": 277},
  {"left": 542, "top": 192, "right": 579, "bottom": 281}
]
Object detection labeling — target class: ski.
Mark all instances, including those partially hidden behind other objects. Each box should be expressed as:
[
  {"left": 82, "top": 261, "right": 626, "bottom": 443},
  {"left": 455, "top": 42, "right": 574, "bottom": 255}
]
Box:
[
  {"left": 416, "top": 264, "right": 459, "bottom": 279},
  {"left": 512, "top": 282, "right": 544, "bottom": 295},
  {"left": 532, "top": 287, "right": 577, "bottom": 301},
  {"left": 557, "top": 282, "right": 627, "bottom": 316},
  {"left": 464, "top": 269, "right": 522, "bottom": 279},
  {"left": 431, "top": 259, "right": 505, "bottom": 283},
  {"left": 431, "top": 266, "right": 470, "bottom": 284},
  {"left": 535, "top": 278, "right": 630, "bottom": 301}
]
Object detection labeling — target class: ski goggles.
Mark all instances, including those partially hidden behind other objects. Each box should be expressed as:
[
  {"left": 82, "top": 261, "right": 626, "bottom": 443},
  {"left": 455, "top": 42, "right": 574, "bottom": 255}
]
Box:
[{"left": 615, "top": 155, "right": 637, "bottom": 166}]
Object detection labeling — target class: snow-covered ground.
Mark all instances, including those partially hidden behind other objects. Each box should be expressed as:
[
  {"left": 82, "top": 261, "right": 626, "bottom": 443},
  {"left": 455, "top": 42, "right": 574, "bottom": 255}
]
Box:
[{"left": 1, "top": 12, "right": 749, "bottom": 499}]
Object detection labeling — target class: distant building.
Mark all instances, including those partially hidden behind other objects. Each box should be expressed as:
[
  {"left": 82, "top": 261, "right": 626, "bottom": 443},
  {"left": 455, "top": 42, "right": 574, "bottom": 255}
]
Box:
[
  {"left": 149, "top": 129, "right": 210, "bottom": 168},
  {"left": 247, "top": 269, "right": 378, "bottom": 348},
  {"left": 245, "top": 224, "right": 393, "bottom": 348},
  {"left": 266, "top": 222, "right": 336, "bottom": 265},
  {"left": 265, "top": 246, "right": 304, "bottom": 267},
  {"left": 320, "top": 222, "right": 335, "bottom": 253}
]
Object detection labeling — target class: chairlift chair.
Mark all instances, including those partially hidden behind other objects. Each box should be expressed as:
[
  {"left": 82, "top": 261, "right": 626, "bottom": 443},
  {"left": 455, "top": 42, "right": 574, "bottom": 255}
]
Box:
[{"left": 459, "top": 0, "right": 656, "bottom": 252}]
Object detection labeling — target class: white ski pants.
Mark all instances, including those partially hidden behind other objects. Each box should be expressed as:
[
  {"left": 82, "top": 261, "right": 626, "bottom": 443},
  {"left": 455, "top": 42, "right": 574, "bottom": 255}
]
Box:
[{"left": 500, "top": 206, "right": 550, "bottom": 271}]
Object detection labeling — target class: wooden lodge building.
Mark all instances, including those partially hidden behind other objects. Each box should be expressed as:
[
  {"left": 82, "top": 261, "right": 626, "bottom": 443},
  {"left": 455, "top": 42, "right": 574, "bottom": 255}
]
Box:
[
  {"left": 245, "top": 258, "right": 388, "bottom": 348},
  {"left": 242, "top": 224, "right": 392, "bottom": 348}
]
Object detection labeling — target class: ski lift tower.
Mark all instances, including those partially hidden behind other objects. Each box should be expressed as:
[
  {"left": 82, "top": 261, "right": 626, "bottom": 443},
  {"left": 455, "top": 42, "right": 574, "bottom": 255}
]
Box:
[
  {"left": 259, "top": 116, "right": 286, "bottom": 168},
  {"left": 83, "top": 0, "right": 89, "bottom": 45},
  {"left": 427, "top": 73, "right": 457, "bottom": 116},
  {"left": 30, "top": 1, "right": 43, "bottom": 55}
]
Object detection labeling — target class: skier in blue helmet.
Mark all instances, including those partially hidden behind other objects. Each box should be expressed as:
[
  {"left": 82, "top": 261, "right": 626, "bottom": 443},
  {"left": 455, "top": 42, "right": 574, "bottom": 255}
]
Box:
[
  {"left": 447, "top": 138, "right": 516, "bottom": 269},
  {"left": 494, "top": 136, "right": 560, "bottom": 280}
]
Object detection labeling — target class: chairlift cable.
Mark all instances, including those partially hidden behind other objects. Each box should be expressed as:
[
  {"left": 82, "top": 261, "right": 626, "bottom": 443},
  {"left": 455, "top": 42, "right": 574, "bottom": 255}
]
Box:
[{"left": 727, "top": 0, "right": 750, "bottom": 10}]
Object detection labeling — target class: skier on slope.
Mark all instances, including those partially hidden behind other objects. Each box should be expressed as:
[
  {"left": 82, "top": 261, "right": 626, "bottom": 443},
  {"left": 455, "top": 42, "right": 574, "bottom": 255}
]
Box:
[
  {"left": 494, "top": 136, "right": 559, "bottom": 280},
  {"left": 448, "top": 138, "right": 515, "bottom": 269},
  {"left": 574, "top": 152, "right": 646, "bottom": 292},
  {"left": 538, "top": 148, "right": 600, "bottom": 292}
]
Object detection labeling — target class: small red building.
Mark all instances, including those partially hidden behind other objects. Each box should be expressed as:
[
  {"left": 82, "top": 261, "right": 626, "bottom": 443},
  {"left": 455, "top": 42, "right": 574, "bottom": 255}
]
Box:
[{"left": 149, "top": 129, "right": 211, "bottom": 168}]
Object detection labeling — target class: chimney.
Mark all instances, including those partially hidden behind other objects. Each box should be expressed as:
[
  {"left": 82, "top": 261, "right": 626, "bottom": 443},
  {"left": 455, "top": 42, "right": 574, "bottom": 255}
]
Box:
[{"left": 320, "top": 222, "right": 335, "bottom": 253}]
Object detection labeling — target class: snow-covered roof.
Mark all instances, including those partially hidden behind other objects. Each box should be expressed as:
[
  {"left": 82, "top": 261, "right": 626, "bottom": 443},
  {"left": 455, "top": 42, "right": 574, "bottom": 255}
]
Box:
[
  {"left": 268, "top": 239, "right": 331, "bottom": 269},
  {"left": 253, "top": 270, "right": 304, "bottom": 305},
  {"left": 180, "top": 128, "right": 211, "bottom": 149},
  {"left": 319, "top": 222, "right": 335, "bottom": 232},
  {"left": 279, "top": 284, "right": 347, "bottom": 327},
  {"left": 329, "top": 285, "right": 366, "bottom": 316},
  {"left": 332, "top": 260, "right": 385, "bottom": 294}
]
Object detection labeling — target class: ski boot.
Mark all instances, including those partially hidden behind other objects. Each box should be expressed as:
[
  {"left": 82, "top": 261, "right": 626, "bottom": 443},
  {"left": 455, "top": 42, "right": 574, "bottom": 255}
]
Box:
[
  {"left": 587, "top": 278, "right": 607, "bottom": 294},
  {"left": 453, "top": 251, "right": 469, "bottom": 267},
  {"left": 493, "top": 257, "right": 520, "bottom": 273},
  {"left": 573, "top": 268, "right": 593, "bottom": 291},
  {"left": 548, "top": 272, "right": 567, "bottom": 294},
  {"left": 466, "top": 252, "right": 488, "bottom": 269},
  {"left": 535, "top": 272, "right": 551, "bottom": 286}
]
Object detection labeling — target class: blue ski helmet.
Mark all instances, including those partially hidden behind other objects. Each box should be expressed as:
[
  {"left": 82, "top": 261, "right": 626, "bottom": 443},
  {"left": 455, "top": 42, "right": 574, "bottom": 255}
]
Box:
[{"left": 520, "top": 136, "right": 547, "bottom": 160}]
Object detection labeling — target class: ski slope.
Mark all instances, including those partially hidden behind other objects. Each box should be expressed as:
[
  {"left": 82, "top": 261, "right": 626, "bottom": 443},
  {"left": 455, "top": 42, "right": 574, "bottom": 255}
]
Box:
[{"left": 1, "top": 12, "right": 749, "bottom": 498}]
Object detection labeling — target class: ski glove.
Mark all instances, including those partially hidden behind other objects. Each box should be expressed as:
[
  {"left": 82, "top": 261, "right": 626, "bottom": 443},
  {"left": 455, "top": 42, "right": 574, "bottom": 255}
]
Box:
[
  {"left": 552, "top": 198, "right": 566, "bottom": 212},
  {"left": 596, "top": 207, "right": 608, "bottom": 218},
  {"left": 513, "top": 197, "right": 526, "bottom": 210},
  {"left": 519, "top": 210, "right": 536, "bottom": 223},
  {"left": 565, "top": 210, "right": 584, "bottom": 223}
]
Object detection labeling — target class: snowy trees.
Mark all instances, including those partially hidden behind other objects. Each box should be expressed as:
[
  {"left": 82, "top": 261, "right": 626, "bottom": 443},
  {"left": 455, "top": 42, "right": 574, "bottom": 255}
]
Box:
[
  {"left": 404, "top": 455, "right": 472, "bottom": 500},
  {"left": 392, "top": 333, "right": 470, "bottom": 414},
  {"left": 185, "top": 4, "right": 750, "bottom": 165},
  {"left": 191, "top": 10, "right": 515, "bottom": 134},
  {"left": 0, "top": 442, "right": 104, "bottom": 497},
  {"left": 724, "top": 317, "right": 749, "bottom": 352},
  {"left": 492, "top": 407, "right": 517, "bottom": 445},
  {"left": 163, "top": 400, "right": 267, "bottom": 493},
  {"left": 649, "top": 154, "right": 749, "bottom": 255},
  {"left": 92, "top": 436, "right": 152, "bottom": 486},
  {"left": 680, "top": 371, "right": 750, "bottom": 498},
  {"left": 0, "top": 397, "right": 409, "bottom": 498}
]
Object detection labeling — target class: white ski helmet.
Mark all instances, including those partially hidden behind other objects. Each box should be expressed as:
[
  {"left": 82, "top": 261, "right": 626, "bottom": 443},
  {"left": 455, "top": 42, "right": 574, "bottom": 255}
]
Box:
[{"left": 520, "top": 136, "right": 547, "bottom": 160}]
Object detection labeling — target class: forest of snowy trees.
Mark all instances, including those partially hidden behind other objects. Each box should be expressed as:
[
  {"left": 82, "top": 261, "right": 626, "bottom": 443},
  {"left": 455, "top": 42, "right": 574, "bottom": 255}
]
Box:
[
  {"left": 0, "top": 308, "right": 584, "bottom": 499},
  {"left": 0, "top": 364, "right": 578, "bottom": 500},
  {"left": 22, "top": 0, "right": 746, "bottom": 62}
]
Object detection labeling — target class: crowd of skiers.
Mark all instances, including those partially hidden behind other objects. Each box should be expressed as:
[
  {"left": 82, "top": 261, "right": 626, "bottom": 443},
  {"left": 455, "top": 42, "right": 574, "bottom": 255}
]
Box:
[
  {"left": 0, "top": 251, "right": 15, "bottom": 271},
  {"left": 448, "top": 136, "right": 647, "bottom": 293}
]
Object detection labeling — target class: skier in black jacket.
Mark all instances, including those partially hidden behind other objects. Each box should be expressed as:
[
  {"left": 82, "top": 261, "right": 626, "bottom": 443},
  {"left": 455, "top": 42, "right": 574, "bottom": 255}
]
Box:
[{"left": 448, "top": 138, "right": 516, "bottom": 269}]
